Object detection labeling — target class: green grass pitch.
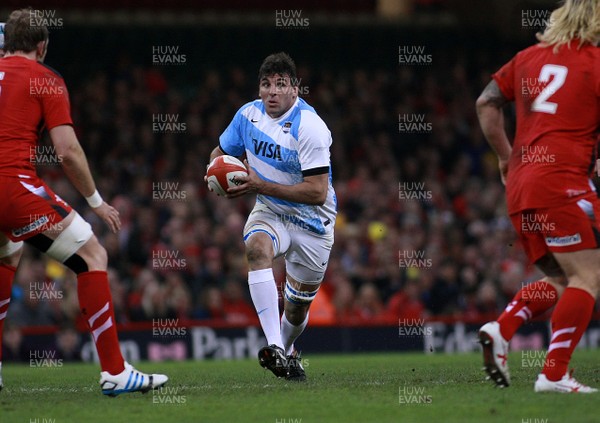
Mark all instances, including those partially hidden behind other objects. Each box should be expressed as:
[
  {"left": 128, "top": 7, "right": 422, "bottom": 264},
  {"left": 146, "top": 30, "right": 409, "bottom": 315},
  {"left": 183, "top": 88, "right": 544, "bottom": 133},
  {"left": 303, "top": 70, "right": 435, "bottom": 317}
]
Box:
[{"left": 1, "top": 350, "right": 599, "bottom": 423}]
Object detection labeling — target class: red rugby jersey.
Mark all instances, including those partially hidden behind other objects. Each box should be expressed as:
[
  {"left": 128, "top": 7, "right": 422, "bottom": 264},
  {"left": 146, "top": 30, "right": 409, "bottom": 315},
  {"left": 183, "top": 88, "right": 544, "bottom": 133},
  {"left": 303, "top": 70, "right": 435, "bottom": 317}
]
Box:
[
  {"left": 493, "top": 42, "right": 600, "bottom": 213},
  {"left": 0, "top": 56, "right": 73, "bottom": 177}
]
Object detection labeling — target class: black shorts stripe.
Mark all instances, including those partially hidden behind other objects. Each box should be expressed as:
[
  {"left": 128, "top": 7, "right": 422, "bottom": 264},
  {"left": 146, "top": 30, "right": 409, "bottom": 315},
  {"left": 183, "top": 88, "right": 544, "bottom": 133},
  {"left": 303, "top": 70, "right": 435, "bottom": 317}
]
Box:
[
  {"left": 25, "top": 233, "right": 54, "bottom": 252},
  {"left": 51, "top": 204, "right": 70, "bottom": 219}
]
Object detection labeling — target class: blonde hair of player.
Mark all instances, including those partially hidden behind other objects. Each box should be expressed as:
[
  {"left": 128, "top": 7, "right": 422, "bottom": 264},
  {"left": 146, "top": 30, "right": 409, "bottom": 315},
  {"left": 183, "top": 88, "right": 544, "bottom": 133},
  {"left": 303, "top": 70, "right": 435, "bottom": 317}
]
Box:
[{"left": 537, "top": 0, "right": 600, "bottom": 52}]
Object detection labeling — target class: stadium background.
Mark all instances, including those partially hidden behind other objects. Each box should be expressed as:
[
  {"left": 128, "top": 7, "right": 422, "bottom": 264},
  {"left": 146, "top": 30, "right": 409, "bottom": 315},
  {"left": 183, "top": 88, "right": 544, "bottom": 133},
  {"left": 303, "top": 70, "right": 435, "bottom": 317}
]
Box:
[{"left": 1, "top": 0, "right": 587, "bottom": 362}]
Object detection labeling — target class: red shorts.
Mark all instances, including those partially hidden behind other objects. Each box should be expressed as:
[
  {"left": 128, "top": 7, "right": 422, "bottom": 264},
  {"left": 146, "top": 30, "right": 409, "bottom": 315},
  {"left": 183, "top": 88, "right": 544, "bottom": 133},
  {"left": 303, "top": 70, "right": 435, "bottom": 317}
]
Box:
[
  {"left": 510, "top": 194, "right": 600, "bottom": 264},
  {"left": 0, "top": 175, "right": 72, "bottom": 242}
]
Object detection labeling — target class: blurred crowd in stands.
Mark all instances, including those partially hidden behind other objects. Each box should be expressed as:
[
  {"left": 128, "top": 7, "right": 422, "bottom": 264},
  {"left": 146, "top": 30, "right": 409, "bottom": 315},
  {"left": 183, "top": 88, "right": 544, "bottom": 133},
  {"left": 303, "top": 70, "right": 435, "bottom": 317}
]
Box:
[{"left": 6, "top": 49, "right": 548, "bottom": 332}]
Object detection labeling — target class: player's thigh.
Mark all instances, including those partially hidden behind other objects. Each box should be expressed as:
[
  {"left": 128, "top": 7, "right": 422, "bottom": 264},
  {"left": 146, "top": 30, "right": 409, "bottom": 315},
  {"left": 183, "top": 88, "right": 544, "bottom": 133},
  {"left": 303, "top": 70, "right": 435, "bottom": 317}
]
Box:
[
  {"left": 284, "top": 227, "right": 333, "bottom": 312},
  {"left": 2, "top": 177, "right": 101, "bottom": 270},
  {"left": 283, "top": 229, "right": 333, "bottom": 309},
  {"left": 243, "top": 204, "right": 291, "bottom": 267},
  {"left": 285, "top": 270, "right": 323, "bottom": 300},
  {"left": 518, "top": 197, "right": 600, "bottom": 294},
  {"left": 285, "top": 229, "right": 334, "bottom": 279},
  {"left": 510, "top": 209, "right": 570, "bottom": 278},
  {"left": 27, "top": 210, "right": 103, "bottom": 270},
  {"left": 1, "top": 176, "right": 73, "bottom": 242}
]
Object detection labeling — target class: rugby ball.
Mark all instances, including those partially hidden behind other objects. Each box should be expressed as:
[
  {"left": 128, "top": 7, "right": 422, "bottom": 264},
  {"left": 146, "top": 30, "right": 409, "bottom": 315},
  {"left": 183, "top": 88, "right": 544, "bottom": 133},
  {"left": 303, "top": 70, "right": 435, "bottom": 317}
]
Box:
[{"left": 206, "top": 155, "right": 248, "bottom": 196}]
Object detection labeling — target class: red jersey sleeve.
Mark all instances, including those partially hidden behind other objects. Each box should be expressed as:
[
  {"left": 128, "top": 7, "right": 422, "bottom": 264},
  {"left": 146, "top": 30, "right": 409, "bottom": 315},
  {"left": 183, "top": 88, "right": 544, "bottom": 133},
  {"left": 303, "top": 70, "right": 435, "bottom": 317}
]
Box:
[
  {"left": 492, "top": 57, "right": 516, "bottom": 102},
  {"left": 38, "top": 73, "right": 73, "bottom": 130}
]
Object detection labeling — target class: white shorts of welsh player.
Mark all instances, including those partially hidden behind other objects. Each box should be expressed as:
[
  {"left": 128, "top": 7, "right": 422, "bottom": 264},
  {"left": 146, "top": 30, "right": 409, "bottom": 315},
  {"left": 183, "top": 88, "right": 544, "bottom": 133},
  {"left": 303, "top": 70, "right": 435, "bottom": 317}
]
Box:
[{"left": 242, "top": 203, "right": 334, "bottom": 284}]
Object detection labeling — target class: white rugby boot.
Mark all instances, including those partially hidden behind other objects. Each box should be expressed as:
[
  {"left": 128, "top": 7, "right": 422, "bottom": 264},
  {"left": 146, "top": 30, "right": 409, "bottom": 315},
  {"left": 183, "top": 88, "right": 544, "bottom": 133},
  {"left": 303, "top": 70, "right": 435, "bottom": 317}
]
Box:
[
  {"left": 100, "top": 361, "right": 168, "bottom": 397},
  {"left": 478, "top": 321, "right": 510, "bottom": 387},
  {"left": 534, "top": 371, "right": 597, "bottom": 393}
]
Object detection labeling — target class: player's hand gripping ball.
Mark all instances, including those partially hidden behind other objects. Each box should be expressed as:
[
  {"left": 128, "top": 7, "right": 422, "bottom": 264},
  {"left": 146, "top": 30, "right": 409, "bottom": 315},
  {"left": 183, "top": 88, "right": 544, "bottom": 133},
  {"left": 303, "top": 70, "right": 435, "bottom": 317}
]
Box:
[{"left": 206, "top": 155, "right": 248, "bottom": 196}]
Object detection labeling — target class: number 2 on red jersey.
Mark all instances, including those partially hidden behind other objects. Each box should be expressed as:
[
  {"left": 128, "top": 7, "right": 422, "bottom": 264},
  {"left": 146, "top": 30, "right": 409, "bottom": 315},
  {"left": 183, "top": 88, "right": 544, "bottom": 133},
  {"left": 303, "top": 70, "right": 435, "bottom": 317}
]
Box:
[{"left": 531, "top": 64, "right": 568, "bottom": 114}]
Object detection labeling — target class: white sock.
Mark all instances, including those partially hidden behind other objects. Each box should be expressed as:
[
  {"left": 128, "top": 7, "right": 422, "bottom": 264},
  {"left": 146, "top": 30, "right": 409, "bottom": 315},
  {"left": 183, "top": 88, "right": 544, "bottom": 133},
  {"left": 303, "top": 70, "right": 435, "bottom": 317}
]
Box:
[
  {"left": 281, "top": 312, "right": 309, "bottom": 355},
  {"left": 248, "top": 269, "right": 283, "bottom": 349}
]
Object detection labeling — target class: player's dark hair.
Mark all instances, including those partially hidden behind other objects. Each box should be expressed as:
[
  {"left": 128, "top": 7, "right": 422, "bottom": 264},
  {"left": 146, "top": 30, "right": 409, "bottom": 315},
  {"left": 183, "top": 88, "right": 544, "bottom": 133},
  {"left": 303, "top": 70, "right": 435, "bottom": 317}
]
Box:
[
  {"left": 4, "top": 8, "right": 49, "bottom": 53},
  {"left": 258, "top": 52, "right": 298, "bottom": 85}
]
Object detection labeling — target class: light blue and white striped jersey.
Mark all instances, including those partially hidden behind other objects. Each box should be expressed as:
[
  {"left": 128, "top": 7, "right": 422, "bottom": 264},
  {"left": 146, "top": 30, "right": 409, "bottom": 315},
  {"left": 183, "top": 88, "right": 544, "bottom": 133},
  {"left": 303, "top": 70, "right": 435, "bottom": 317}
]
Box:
[{"left": 220, "top": 97, "right": 337, "bottom": 235}]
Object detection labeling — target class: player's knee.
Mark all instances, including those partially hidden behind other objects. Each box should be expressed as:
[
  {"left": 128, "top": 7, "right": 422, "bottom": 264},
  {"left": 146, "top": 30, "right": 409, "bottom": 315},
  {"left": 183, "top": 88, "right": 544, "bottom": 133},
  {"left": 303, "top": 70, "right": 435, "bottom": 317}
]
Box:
[
  {"left": 590, "top": 267, "right": 600, "bottom": 293},
  {"left": 78, "top": 239, "right": 108, "bottom": 271},
  {"left": 246, "top": 243, "right": 272, "bottom": 269},
  {"left": 58, "top": 239, "right": 106, "bottom": 274},
  {"left": 565, "top": 271, "right": 600, "bottom": 298},
  {"left": 94, "top": 244, "right": 108, "bottom": 269},
  {"left": 543, "top": 275, "right": 567, "bottom": 297},
  {"left": 41, "top": 213, "right": 106, "bottom": 272},
  {"left": 244, "top": 227, "right": 276, "bottom": 269}
]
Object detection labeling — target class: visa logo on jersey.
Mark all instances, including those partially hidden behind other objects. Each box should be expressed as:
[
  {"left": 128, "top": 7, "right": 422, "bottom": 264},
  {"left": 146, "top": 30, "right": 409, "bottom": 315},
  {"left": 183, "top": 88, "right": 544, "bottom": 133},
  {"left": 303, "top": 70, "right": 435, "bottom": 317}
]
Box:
[{"left": 253, "top": 138, "right": 282, "bottom": 161}]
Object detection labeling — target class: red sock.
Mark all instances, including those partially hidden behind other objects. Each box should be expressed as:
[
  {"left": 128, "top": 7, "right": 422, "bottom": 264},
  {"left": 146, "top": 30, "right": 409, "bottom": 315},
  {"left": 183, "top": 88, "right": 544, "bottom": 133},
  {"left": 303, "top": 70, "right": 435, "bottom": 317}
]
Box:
[
  {"left": 77, "top": 271, "right": 125, "bottom": 375},
  {"left": 0, "top": 264, "right": 16, "bottom": 362},
  {"left": 542, "top": 287, "right": 594, "bottom": 381},
  {"left": 497, "top": 280, "right": 558, "bottom": 340}
]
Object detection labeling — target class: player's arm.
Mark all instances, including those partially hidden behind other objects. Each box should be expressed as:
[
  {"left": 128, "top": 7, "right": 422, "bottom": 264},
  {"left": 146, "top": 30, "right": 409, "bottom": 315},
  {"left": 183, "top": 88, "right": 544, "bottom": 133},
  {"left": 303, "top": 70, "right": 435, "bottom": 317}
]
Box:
[
  {"left": 260, "top": 171, "right": 328, "bottom": 205},
  {"left": 50, "top": 125, "right": 96, "bottom": 197},
  {"left": 476, "top": 79, "right": 512, "bottom": 184},
  {"left": 49, "top": 125, "right": 120, "bottom": 232},
  {"left": 209, "top": 146, "right": 226, "bottom": 162},
  {"left": 227, "top": 163, "right": 328, "bottom": 205}
]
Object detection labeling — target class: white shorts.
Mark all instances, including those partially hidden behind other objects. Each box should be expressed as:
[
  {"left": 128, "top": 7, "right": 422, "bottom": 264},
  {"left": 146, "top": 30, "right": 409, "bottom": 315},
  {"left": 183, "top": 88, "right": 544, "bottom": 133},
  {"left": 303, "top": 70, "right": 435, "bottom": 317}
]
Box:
[{"left": 243, "top": 204, "right": 334, "bottom": 284}]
